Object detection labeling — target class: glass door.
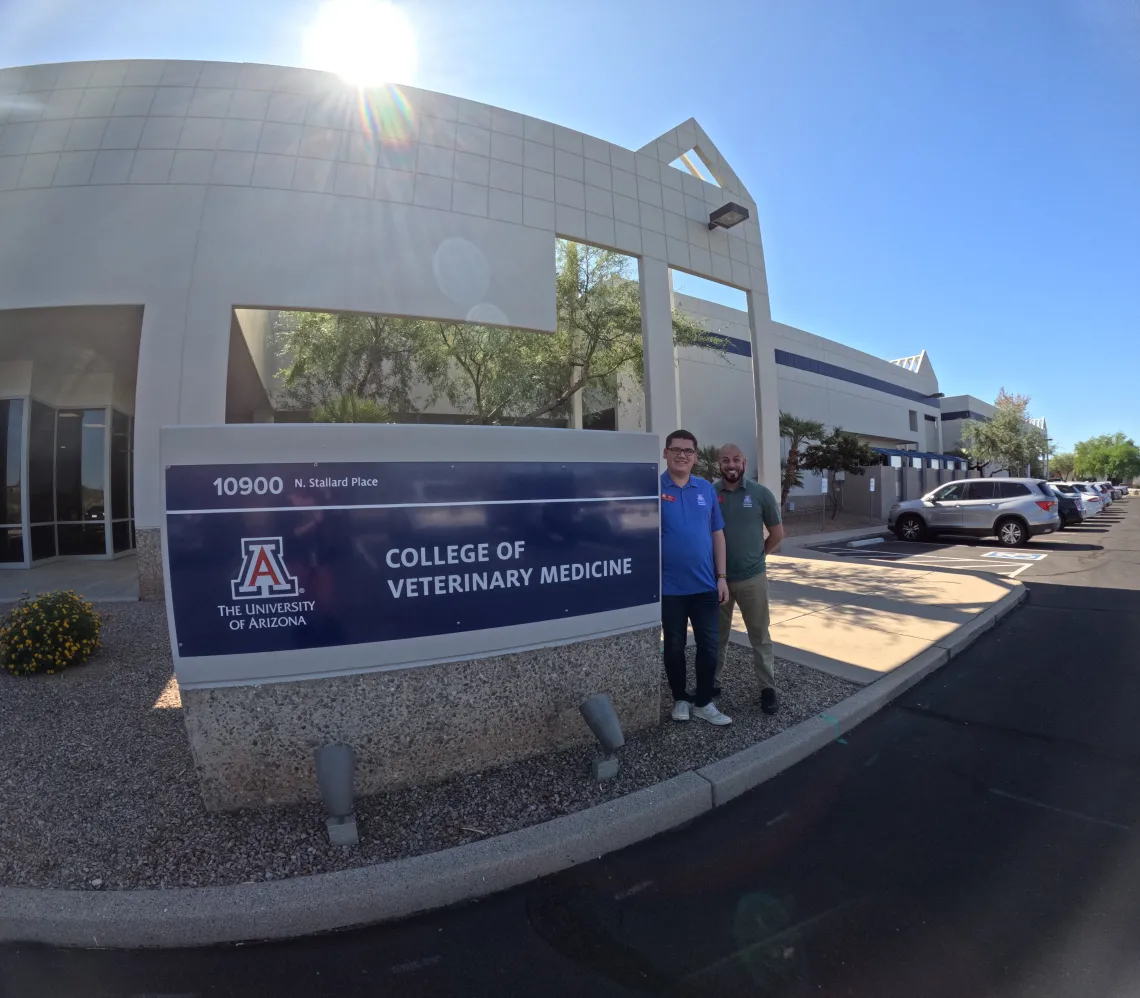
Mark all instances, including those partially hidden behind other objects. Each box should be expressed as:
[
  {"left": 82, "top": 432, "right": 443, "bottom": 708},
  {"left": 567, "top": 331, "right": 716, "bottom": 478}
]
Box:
[
  {"left": 55, "top": 408, "right": 108, "bottom": 556},
  {"left": 9, "top": 402, "right": 136, "bottom": 564}
]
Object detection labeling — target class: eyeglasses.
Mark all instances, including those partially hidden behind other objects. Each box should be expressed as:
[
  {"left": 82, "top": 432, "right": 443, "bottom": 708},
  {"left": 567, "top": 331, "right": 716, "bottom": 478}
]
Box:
[{"left": 667, "top": 447, "right": 696, "bottom": 456}]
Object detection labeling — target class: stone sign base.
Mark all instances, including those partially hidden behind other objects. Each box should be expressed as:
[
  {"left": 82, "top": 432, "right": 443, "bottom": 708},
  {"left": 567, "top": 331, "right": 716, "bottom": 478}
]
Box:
[
  {"left": 136, "top": 527, "right": 164, "bottom": 601},
  {"left": 181, "top": 627, "right": 661, "bottom": 811}
]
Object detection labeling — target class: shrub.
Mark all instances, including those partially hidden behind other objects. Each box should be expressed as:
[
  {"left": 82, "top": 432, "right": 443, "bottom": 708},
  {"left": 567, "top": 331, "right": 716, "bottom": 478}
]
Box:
[{"left": 0, "top": 590, "right": 102, "bottom": 677}]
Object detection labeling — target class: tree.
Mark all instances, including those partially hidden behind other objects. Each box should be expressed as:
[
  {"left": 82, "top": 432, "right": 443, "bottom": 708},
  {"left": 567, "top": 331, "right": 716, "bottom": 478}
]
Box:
[
  {"left": 778, "top": 412, "right": 826, "bottom": 508},
  {"left": 695, "top": 445, "right": 722, "bottom": 482},
  {"left": 312, "top": 394, "right": 391, "bottom": 423},
  {"left": 414, "top": 321, "right": 538, "bottom": 425},
  {"left": 800, "top": 428, "right": 878, "bottom": 518},
  {"left": 273, "top": 311, "right": 433, "bottom": 414},
  {"left": 780, "top": 458, "right": 804, "bottom": 496},
  {"left": 1051, "top": 451, "right": 1076, "bottom": 480},
  {"left": 1074, "top": 433, "right": 1140, "bottom": 482},
  {"left": 273, "top": 240, "right": 727, "bottom": 426},
  {"left": 960, "top": 388, "right": 1048, "bottom": 477},
  {"left": 945, "top": 447, "right": 987, "bottom": 474}
]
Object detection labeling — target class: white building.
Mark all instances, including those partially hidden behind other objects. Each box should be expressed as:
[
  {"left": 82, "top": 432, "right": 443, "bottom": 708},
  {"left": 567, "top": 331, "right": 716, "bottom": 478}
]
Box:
[
  {"left": 939, "top": 394, "right": 995, "bottom": 455},
  {"left": 0, "top": 57, "right": 1021, "bottom": 593},
  {"left": 939, "top": 395, "right": 1049, "bottom": 475}
]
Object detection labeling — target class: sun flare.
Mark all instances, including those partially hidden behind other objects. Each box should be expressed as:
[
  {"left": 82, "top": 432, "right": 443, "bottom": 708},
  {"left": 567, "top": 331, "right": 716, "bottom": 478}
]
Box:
[{"left": 302, "top": 0, "right": 417, "bottom": 87}]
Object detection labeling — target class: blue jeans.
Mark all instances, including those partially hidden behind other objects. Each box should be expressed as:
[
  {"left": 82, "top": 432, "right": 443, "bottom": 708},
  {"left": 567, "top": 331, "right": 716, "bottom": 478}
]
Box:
[{"left": 662, "top": 590, "right": 719, "bottom": 708}]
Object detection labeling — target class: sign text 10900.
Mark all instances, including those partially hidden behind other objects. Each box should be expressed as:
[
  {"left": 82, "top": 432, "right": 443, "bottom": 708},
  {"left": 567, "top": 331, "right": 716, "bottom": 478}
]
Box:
[{"left": 212, "top": 476, "right": 284, "bottom": 497}]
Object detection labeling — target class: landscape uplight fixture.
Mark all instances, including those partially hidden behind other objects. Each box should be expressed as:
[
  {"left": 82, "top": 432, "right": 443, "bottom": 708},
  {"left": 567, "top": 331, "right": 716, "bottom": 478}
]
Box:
[
  {"left": 314, "top": 743, "right": 359, "bottom": 846},
  {"left": 708, "top": 202, "right": 750, "bottom": 231},
  {"left": 579, "top": 693, "right": 625, "bottom": 781}
]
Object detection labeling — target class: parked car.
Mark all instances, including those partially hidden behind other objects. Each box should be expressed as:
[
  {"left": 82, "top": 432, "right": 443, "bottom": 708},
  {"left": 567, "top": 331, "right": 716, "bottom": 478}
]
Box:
[
  {"left": 1049, "top": 486, "right": 1085, "bottom": 528},
  {"left": 1090, "top": 482, "right": 1113, "bottom": 507},
  {"left": 1068, "top": 482, "right": 1104, "bottom": 513},
  {"left": 1051, "top": 482, "right": 1092, "bottom": 520},
  {"left": 889, "top": 477, "right": 1060, "bottom": 546}
]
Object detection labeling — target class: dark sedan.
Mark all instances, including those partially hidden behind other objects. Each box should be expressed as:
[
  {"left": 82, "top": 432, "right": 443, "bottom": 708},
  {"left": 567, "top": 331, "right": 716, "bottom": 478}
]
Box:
[{"left": 1051, "top": 487, "right": 1085, "bottom": 528}]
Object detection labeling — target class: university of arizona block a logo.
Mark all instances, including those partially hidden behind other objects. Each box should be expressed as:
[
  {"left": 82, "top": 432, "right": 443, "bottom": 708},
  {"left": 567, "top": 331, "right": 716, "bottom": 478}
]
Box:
[{"left": 232, "top": 537, "right": 299, "bottom": 599}]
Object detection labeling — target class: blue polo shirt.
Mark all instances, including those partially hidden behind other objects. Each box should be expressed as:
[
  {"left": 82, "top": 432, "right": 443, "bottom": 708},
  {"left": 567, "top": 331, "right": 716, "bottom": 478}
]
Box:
[{"left": 660, "top": 471, "right": 724, "bottom": 596}]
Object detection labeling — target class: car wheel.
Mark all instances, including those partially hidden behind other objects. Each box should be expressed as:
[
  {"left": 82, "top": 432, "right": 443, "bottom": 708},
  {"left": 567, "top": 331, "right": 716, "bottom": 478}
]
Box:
[
  {"left": 896, "top": 514, "right": 926, "bottom": 543},
  {"left": 996, "top": 517, "right": 1027, "bottom": 547}
]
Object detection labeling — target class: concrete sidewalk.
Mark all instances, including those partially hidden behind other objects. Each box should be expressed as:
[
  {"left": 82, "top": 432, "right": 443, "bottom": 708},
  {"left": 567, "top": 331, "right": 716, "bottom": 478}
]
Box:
[
  {"left": 0, "top": 556, "right": 139, "bottom": 603},
  {"left": 727, "top": 548, "right": 1016, "bottom": 684}
]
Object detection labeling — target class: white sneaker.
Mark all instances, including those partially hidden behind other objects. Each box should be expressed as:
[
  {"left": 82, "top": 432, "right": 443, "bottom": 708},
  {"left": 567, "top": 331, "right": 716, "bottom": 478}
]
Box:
[
  {"left": 671, "top": 700, "right": 691, "bottom": 722},
  {"left": 692, "top": 702, "right": 732, "bottom": 726}
]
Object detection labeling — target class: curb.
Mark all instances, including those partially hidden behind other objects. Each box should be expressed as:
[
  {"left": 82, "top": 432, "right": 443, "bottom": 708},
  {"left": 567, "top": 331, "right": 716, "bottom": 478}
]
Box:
[
  {"left": 0, "top": 586, "right": 1027, "bottom": 949},
  {"left": 0, "top": 772, "right": 712, "bottom": 950},
  {"left": 782, "top": 527, "right": 891, "bottom": 550}
]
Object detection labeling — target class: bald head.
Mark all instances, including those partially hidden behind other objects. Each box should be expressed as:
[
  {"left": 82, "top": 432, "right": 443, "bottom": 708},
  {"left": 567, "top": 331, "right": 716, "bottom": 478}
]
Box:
[{"left": 718, "top": 443, "right": 747, "bottom": 484}]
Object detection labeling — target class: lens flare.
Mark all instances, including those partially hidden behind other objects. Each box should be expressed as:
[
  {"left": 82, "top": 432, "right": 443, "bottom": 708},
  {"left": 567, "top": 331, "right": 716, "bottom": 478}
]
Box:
[{"left": 357, "top": 84, "right": 415, "bottom": 147}]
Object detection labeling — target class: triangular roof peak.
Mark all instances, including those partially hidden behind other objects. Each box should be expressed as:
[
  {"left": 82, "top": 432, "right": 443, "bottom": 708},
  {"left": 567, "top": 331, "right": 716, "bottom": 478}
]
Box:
[
  {"left": 889, "top": 349, "right": 936, "bottom": 380},
  {"left": 637, "top": 118, "right": 753, "bottom": 203}
]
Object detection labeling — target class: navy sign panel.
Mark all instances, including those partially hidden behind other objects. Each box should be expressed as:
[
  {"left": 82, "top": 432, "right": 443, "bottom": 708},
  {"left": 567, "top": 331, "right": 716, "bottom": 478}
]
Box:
[{"left": 165, "top": 461, "right": 660, "bottom": 658}]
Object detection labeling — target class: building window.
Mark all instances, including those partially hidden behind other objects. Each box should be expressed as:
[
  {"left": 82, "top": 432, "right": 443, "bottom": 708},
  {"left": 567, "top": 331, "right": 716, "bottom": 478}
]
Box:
[
  {"left": 110, "top": 410, "right": 133, "bottom": 552},
  {"left": 0, "top": 399, "right": 24, "bottom": 564},
  {"left": 909, "top": 410, "right": 918, "bottom": 432},
  {"left": 28, "top": 401, "right": 56, "bottom": 560}
]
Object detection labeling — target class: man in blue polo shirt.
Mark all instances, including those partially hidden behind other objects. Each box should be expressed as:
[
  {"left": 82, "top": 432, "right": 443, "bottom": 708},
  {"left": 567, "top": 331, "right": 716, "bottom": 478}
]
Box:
[{"left": 660, "top": 429, "right": 732, "bottom": 726}]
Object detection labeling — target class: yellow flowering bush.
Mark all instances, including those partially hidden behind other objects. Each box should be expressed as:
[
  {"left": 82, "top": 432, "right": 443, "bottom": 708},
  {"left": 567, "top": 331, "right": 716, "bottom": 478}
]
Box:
[{"left": 0, "top": 590, "right": 102, "bottom": 677}]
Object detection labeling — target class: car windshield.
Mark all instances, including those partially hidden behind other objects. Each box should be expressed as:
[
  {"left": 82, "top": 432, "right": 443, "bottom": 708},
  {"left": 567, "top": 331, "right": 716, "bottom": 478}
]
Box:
[{"left": 1054, "top": 483, "right": 1077, "bottom": 494}]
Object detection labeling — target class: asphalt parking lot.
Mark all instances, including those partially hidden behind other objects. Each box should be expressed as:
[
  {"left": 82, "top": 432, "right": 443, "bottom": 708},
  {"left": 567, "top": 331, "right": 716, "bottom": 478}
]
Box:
[{"left": 810, "top": 497, "right": 1133, "bottom": 581}]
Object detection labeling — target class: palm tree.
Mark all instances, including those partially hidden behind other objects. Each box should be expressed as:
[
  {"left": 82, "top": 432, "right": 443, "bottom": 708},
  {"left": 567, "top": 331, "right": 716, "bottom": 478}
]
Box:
[
  {"left": 312, "top": 394, "right": 391, "bottom": 423},
  {"left": 695, "top": 444, "right": 722, "bottom": 481},
  {"left": 779, "top": 411, "right": 825, "bottom": 508}
]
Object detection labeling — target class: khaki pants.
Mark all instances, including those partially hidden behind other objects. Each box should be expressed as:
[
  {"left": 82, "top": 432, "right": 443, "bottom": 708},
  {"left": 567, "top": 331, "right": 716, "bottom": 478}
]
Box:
[{"left": 716, "top": 571, "right": 775, "bottom": 691}]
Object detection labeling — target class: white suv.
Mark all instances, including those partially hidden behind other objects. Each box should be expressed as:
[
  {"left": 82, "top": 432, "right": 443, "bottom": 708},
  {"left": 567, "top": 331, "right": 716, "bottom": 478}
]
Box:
[
  {"left": 889, "top": 477, "right": 1061, "bottom": 546},
  {"left": 1065, "top": 482, "right": 1104, "bottom": 514}
]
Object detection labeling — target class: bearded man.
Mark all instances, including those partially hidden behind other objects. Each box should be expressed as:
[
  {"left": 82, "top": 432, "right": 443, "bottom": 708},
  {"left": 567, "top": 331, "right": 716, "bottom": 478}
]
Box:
[{"left": 713, "top": 443, "right": 785, "bottom": 714}]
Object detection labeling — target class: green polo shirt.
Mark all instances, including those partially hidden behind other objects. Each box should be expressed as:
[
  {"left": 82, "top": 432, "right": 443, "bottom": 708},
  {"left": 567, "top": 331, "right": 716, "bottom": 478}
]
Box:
[{"left": 714, "top": 478, "right": 782, "bottom": 581}]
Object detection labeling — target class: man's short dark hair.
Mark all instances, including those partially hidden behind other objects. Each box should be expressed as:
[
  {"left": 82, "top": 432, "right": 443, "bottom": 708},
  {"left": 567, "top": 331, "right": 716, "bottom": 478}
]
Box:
[{"left": 665, "top": 429, "right": 698, "bottom": 450}]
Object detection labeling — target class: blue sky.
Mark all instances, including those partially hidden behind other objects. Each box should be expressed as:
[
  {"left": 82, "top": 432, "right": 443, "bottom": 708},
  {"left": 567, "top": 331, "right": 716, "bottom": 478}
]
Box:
[{"left": 3, "top": 0, "right": 1138, "bottom": 451}]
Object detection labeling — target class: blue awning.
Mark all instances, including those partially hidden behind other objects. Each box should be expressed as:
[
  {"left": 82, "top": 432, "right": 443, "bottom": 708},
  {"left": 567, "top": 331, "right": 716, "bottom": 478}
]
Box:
[{"left": 870, "top": 447, "right": 967, "bottom": 467}]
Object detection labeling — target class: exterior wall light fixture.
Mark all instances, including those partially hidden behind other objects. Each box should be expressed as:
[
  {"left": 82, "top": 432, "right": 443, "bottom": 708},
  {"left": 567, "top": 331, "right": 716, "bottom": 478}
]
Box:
[{"left": 708, "top": 203, "right": 750, "bottom": 231}]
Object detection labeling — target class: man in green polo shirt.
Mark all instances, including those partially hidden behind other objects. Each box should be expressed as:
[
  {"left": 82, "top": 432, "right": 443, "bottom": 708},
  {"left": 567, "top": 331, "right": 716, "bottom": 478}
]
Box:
[{"left": 714, "top": 443, "right": 785, "bottom": 714}]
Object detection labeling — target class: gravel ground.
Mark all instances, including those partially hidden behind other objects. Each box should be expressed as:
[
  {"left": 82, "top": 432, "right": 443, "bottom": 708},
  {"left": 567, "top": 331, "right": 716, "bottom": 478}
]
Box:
[{"left": 0, "top": 602, "right": 858, "bottom": 892}]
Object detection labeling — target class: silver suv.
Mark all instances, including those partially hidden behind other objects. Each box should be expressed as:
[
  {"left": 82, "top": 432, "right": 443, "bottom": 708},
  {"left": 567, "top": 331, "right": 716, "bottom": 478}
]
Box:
[{"left": 888, "top": 477, "right": 1061, "bottom": 546}]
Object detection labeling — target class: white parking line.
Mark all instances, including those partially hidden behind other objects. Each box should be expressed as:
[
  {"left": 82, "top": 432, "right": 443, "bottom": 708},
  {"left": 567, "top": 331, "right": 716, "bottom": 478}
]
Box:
[{"left": 814, "top": 545, "right": 1026, "bottom": 577}]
